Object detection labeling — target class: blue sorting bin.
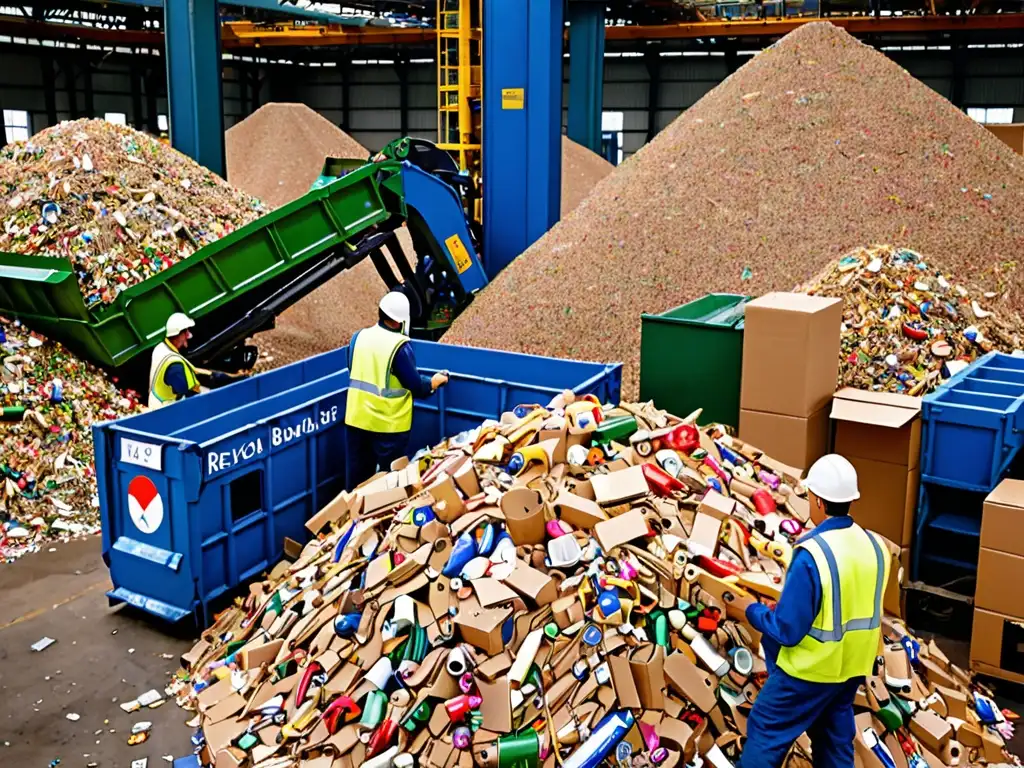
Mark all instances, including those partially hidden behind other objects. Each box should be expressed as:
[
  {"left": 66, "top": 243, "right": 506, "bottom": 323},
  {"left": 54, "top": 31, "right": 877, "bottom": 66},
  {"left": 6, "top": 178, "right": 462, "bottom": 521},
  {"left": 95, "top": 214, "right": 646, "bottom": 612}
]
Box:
[
  {"left": 94, "top": 341, "right": 622, "bottom": 624},
  {"left": 919, "top": 352, "right": 1024, "bottom": 493}
]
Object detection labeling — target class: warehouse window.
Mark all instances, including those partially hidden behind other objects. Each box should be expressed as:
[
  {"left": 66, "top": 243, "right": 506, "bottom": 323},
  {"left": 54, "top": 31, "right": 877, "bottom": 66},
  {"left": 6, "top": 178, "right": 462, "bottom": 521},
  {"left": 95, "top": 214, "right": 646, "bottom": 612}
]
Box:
[
  {"left": 105, "top": 112, "right": 127, "bottom": 126},
  {"left": 602, "top": 111, "right": 624, "bottom": 166},
  {"left": 3, "top": 109, "right": 29, "bottom": 143},
  {"left": 968, "top": 107, "right": 1015, "bottom": 125},
  {"left": 229, "top": 470, "right": 264, "bottom": 522}
]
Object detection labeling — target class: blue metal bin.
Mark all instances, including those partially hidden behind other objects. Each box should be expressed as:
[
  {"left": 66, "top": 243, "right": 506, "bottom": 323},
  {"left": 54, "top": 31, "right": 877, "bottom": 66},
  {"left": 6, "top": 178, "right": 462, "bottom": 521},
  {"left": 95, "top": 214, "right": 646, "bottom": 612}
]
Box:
[
  {"left": 920, "top": 352, "right": 1024, "bottom": 492},
  {"left": 94, "top": 341, "right": 622, "bottom": 624}
]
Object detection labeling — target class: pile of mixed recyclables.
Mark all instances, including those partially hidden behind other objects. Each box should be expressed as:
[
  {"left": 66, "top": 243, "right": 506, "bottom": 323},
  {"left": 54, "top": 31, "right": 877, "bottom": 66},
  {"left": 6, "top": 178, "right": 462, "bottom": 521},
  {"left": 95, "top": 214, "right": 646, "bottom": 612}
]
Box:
[
  {"left": 0, "top": 118, "right": 267, "bottom": 307},
  {"left": 0, "top": 315, "right": 141, "bottom": 562},
  {"left": 800, "top": 245, "right": 1024, "bottom": 395},
  {"left": 170, "top": 394, "right": 1017, "bottom": 768}
]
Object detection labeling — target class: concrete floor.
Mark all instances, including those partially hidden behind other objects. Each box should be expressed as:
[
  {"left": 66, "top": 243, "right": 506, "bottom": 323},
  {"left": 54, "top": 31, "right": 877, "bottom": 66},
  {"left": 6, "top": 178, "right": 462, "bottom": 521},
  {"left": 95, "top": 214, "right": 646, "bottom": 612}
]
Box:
[
  {"left": 2, "top": 538, "right": 1023, "bottom": 767},
  {"left": 0, "top": 537, "right": 193, "bottom": 768}
]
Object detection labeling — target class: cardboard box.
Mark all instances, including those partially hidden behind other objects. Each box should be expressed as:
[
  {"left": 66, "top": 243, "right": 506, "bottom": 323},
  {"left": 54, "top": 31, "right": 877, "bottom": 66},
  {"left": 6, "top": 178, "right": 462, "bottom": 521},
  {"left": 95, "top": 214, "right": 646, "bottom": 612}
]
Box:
[
  {"left": 239, "top": 639, "right": 284, "bottom": 671},
  {"left": 976, "top": 548, "right": 1024, "bottom": 618},
  {"left": 454, "top": 600, "right": 512, "bottom": 656},
  {"left": 845, "top": 455, "right": 919, "bottom": 547},
  {"left": 428, "top": 474, "right": 466, "bottom": 524},
  {"left": 739, "top": 406, "right": 828, "bottom": 472},
  {"left": 663, "top": 652, "right": 717, "bottom": 713},
  {"left": 985, "top": 123, "right": 1024, "bottom": 155},
  {"left": 628, "top": 644, "right": 666, "bottom": 710},
  {"left": 362, "top": 486, "right": 408, "bottom": 515},
  {"left": 970, "top": 607, "right": 1024, "bottom": 685},
  {"left": 831, "top": 388, "right": 921, "bottom": 468},
  {"left": 305, "top": 490, "right": 353, "bottom": 534},
  {"left": 981, "top": 480, "right": 1024, "bottom": 557},
  {"left": 909, "top": 709, "right": 952, "bottom": 754},
  {"left": 830, "top": 388, "right": 922, "bottom": 547},
  {"left": 502, "top": 561, "right": 556, "bottom": 606},
  {"left": 687, "top": 512, "right": 722, "bottom": 558},
  {"left": 591, "top": 465, "right": 649, "bottom": 506},
  {"left": 740, "top": 292, "right": 842, "bottom": 417},
  {"left": 697, "top": 490, "right": 735, "bottom": 520},
  {"left": 595, "top": 508, "right": 649, "bottom": 553}
]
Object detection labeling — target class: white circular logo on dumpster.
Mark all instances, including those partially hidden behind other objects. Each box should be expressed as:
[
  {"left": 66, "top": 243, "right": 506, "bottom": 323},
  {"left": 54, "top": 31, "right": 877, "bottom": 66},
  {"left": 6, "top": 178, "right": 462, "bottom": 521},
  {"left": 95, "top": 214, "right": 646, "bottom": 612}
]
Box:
[{"left": 127, "top": 476, "right": 164, "bottom": 535}]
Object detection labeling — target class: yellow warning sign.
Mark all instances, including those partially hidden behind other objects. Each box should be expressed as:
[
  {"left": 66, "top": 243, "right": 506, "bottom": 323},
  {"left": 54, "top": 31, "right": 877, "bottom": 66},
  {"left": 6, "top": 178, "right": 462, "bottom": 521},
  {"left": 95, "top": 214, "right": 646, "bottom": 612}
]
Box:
[
  {"left": 501, "top": 88, "right": 525, "bottom": 110},
  {"left": 446, "top": 234, "right": 472, "bottom": 274}
]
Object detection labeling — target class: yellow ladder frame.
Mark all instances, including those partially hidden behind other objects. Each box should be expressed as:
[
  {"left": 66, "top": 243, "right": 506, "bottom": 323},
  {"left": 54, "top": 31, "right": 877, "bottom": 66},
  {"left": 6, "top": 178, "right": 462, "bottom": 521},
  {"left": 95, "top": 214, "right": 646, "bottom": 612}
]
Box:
[{"left": 437, "top": 0, "right": 482, "bottom": 220}]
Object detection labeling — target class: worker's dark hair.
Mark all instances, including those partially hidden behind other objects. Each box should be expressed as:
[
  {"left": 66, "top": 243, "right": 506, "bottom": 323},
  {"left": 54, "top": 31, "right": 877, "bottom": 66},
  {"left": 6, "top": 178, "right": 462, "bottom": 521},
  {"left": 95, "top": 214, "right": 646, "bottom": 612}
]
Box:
[
  {"left": 379, "top": 308, "right": 402, "bottom": 330},
  {"left": 823, "top": 499, "right": 851, "bottom": 517}
]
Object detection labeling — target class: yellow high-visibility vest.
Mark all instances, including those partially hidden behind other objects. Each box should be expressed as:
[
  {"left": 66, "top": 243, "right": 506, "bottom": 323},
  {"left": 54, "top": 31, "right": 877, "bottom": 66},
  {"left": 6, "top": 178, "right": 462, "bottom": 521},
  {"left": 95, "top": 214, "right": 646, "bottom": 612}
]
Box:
[
  {"left": 344, "top": 325, "right": 413, "bottom": 434},
  {"left": 776, "top": 522, "right": 890, "bottom": 683},
  {"left": 148, "top": 339, "right": 200, "bottom": 409}
]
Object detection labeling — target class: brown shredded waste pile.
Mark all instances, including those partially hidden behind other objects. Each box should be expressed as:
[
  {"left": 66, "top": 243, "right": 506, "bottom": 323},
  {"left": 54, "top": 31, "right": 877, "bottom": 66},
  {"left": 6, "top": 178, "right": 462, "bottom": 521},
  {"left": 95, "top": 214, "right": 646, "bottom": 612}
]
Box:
[
  {"left": 226, "top": 104, "right": 368, "bottom": 208},
  {"left": 229, "top": 104, "right": 613, "bottom": 368},
  {"left": 170, "top": 396, "right": 1017, "bottom": 767},
  {"left": 798, "top": 244, "right": 1024, "bottom": 394},
  {"left": 0, "top": 119, "right": 267, "bottom": 307},
  {"left": 560, "top": 135, "right": 614, "bottom": 216},
  {"left": 226, "top": 104, "right": 387, "bottom": 366},
  {"left": 445, "top": 22, "right": 1024, "bottom": 397}
]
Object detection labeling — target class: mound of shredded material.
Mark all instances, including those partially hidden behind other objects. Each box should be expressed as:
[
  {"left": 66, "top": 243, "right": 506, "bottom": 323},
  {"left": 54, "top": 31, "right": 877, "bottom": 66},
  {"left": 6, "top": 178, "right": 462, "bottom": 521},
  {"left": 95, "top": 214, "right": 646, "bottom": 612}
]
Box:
[
  {"left": 0, "top": 119, "right": 267, "bottom": 307},
  {"left": 560, "top": 135, "right": 614, "bottom": 215},
  {"left": 225, "top": 105, "right": 388, "bottom": 367},
  {"left": 445, "top": 22, "right": 1024, "bottom": 397},
  {"left": 169, "top": 396, "right": 1015, "bottom": 768},
  {"left": 800, "top": 245, "right": 1024, "bottom": 394},
  {"left": 226, "top": 104, "right": 369, "bottom": 209},
  {"left": 0, "top": 316, "right": 141, "bottom": 562},
  {"left": 226, "top": 106, "right": 613, "bottom": 369}
]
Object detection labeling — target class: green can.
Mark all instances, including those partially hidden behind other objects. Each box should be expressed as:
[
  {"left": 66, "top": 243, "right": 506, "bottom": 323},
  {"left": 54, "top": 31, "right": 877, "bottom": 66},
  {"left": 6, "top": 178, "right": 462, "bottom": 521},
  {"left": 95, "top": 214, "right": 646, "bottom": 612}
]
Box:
[{"left": 639, "top": 294, "right": 750, "bottom": 429}]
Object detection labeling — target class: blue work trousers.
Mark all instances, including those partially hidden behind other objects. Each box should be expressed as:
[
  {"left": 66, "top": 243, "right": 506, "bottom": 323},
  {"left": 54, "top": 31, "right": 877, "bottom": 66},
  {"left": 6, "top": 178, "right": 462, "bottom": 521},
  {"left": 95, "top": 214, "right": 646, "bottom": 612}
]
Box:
[
  {"left": 740, "top": 667, "right": 861, "bottom": 768},
  {"left": 346, "top": 426, "right": 410, "bottom": 488}
]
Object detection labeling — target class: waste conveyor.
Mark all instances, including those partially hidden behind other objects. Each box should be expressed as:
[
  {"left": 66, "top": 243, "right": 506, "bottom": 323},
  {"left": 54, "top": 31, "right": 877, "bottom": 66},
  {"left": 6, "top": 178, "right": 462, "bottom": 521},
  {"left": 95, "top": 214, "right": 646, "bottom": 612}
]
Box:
[{"left": 0, "top": 138, "right": 487, "bottom": 391}]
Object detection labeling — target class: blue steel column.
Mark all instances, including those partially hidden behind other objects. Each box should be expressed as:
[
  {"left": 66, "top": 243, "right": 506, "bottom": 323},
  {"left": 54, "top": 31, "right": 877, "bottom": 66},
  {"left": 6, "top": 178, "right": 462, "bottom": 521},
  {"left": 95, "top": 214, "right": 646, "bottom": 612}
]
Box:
[
  {"left": 567, "top": 2, "right": 605, "bottom": 155},
  {"left": 482, "top": 0, "right": 564, "bottom": 279},
  {"left": 165, "top": 0, "right": 225, "bottom": 177}
]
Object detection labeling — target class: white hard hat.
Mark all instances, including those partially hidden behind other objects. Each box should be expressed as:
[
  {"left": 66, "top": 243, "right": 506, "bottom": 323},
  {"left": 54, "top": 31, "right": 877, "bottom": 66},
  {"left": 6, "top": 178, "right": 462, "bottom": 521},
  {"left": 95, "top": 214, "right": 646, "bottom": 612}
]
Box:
[
  {"left": 166, "top": 312, "right": 195, "bottom": 337},
  {"left": 379, "top": 291, "right": 411, "bottom": 335},
  {"left": 804, "top": 454, "right": 860, "bottom": 504}
]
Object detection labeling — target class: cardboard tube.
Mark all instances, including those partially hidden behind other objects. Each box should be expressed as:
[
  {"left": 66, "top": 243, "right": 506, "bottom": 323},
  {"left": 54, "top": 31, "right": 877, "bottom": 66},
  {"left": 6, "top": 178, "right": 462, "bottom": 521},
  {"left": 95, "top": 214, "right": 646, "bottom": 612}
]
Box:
[
  {"left": 508, "top": 628, "right": 545, "bottom": 689},
  {"left": 500, "top": 488, "right": 547, "bottom": 545}
]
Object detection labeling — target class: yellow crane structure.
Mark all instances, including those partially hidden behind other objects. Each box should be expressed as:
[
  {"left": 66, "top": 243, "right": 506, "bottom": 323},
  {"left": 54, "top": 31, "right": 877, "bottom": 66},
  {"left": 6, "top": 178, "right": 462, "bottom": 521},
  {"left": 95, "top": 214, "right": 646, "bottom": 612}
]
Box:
[{"left": 436, "top": 0, "right": 482, "bottom": 221}]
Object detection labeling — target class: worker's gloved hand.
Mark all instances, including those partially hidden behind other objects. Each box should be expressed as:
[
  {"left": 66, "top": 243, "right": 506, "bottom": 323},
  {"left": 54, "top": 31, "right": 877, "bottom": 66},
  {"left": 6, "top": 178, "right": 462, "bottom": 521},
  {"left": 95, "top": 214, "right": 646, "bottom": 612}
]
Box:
[
  {"left": 208, "top": 370, "right": 249, "bottom": 389},
  {"left": 431, "top": 372, "right": 449, "bottom": 391},
  {"left": 724, "top": 592, "right": 757, "bottom": 623}
]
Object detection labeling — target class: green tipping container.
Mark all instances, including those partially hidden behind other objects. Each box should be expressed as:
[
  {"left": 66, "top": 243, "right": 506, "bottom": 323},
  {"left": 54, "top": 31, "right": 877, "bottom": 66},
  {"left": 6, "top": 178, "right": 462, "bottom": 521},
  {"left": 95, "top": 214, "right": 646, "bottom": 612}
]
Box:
[{"left": 639, "top": 293, "right": 751, "bottom": 429}]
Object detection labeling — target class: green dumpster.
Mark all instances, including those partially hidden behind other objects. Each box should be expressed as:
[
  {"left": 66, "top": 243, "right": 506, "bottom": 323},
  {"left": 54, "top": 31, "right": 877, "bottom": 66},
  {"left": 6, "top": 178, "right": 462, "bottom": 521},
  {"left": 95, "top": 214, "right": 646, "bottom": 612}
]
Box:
[{"left": 639, "top": 294, "right": 751, "bottom": 429}]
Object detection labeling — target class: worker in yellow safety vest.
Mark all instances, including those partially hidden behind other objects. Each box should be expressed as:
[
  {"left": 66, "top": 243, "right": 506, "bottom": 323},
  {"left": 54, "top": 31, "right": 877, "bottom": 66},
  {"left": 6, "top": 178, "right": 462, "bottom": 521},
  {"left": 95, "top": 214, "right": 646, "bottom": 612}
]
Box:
[
  {"left": 148, "top": 312, "right": 241, "bottom": 409},
  {"left": 344, "top": 291, "right": 448, "bottom": 486},
  {"left": 728, "top": 454, "right": 891, "bottom": 768}
]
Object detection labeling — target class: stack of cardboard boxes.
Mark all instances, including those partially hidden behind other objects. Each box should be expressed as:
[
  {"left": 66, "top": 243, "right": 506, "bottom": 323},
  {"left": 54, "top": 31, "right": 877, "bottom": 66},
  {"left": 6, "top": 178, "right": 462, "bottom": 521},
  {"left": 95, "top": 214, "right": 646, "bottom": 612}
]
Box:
[
  {"left": 830, "top": 388, "right": 922, "bottom": 576},
  {"left": 738, "top": 292, "right": 841, "bottom": 471},
  {"left": 737, "top": 293, "right": 920, "bottom": 601},
  {"left": 971, "top": 479, "right": 1024, "bottom": 683}
]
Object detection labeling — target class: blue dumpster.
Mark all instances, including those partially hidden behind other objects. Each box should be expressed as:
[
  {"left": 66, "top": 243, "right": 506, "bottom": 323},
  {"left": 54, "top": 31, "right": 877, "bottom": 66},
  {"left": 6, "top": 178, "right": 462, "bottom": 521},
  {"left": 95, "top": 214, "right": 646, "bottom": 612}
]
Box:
[
  {"left": 94, "top": 341, "right": 622, "bottom": 624},
  {"left": 919, "top": 352, "right": 1024, "bottom": 493},
  {"left": 912, "top": 352, "right": 1024, "bottom": 583}
]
